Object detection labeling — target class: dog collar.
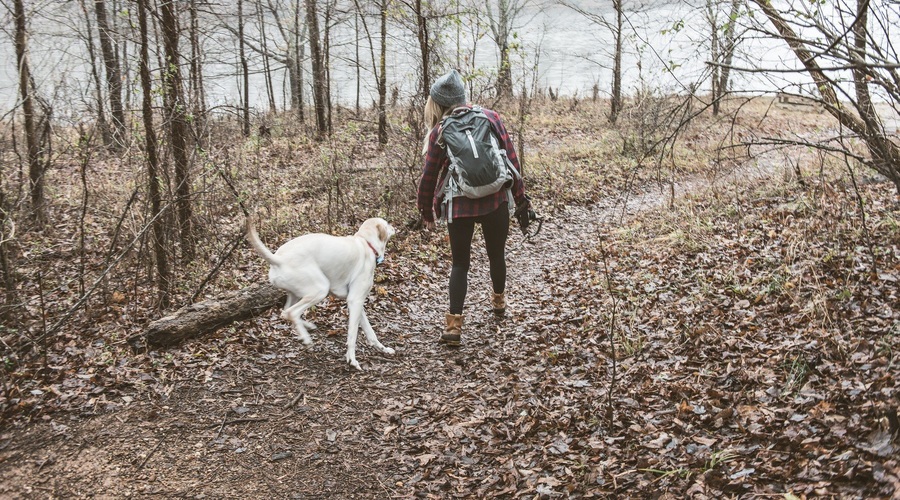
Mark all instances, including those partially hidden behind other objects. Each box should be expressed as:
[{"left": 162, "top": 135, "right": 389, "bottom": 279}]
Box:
[{"left": 367, "top": 241, "right": 384, "bottom": 265}]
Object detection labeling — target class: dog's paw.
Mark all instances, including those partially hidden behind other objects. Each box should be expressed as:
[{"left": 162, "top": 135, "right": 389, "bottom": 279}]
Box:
[
  {"left": 345, "top": 354, "right": 362, "bottom": 371},
  {"left": 381, "top": 346, "right": 395, "bottom": 355},
  {"left": 301, "top": 320, "right": 318, "bottom": 331}
]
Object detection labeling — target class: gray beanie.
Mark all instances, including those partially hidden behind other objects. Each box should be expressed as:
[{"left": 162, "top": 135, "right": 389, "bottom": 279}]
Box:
[{"left": 430, "top": 70, "right": 466, "bottom": 107}]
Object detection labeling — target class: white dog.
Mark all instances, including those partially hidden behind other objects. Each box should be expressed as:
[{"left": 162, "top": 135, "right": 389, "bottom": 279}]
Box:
[{"left": 245, "top": 218, "right": 396, "bottom": 370}]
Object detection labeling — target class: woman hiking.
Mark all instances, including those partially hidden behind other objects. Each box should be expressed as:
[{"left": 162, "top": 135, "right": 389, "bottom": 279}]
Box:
[{"left": 417, "top": 69, "right": 535, "bottom": 346}]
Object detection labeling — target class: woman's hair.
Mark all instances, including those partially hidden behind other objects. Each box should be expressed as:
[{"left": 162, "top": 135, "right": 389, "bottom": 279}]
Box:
[{"left": 422, "top": 95, "right": 454, "bottom": 155}]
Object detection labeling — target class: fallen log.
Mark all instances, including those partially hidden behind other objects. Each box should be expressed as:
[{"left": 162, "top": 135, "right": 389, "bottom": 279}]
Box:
[{"left": 132, "top": 283, "right": 285, "bottom": 349}]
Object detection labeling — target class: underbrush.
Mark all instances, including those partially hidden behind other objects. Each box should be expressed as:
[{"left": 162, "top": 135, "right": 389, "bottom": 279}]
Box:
[
  {"left": 0, "top": 95, "right": 862, "bottom": 431},
  {"left": 558, "top": 161, "right": 899, "bottom": 495}
]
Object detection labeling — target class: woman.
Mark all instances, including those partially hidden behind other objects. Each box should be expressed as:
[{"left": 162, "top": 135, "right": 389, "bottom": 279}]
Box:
[{"left": 417, "top": 69, "right": 532, "bottom": 346}]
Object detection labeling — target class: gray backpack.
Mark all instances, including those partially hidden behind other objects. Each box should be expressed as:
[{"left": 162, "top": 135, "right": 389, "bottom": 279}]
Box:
[{"left": 436, "top": 106, "right": 520, "bottom": 222}]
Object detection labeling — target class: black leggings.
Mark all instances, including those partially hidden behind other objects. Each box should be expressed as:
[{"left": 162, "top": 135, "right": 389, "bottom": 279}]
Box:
[{"left": 447, "top": 205, "right": 509, "bottom": 314}]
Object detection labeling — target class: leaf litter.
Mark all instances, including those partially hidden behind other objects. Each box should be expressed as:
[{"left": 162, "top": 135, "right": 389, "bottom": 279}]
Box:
[{"left": 1, "top": 117, "right": 898, "bottom": 499}]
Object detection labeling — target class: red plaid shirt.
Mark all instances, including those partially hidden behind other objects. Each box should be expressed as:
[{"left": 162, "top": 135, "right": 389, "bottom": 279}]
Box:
[{"left": 417, "top": 106, "right": 526, "bottom": 223}]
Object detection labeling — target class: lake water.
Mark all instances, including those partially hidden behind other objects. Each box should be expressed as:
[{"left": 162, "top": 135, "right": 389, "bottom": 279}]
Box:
[{"left": 0, "top": 1, "right": 825, "bottom": 119}]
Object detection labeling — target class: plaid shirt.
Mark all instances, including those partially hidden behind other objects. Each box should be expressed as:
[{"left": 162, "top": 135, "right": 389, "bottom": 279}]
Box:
[{"left": 417, "top": 106, "right": 526, "bottom": 223}]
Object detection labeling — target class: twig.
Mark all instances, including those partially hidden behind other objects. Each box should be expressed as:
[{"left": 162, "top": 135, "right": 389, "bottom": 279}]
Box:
[
  {"left": 598, "top": 236, "right": 618, "bottom": 428},
  {"left": 19, "top": 201, "right": 174, "bottom": 355},
  {"left": 208, "top": 417, "right": 269, "bottom": 430},
  {"left": 190, "top": 229, "right": 245, "bottom": 303},
  {"left": 284, "top": 392, "right": 304, "bottom": 410},
  {"left": 135, "top": 436, "right": 166, "bottom": 470}
]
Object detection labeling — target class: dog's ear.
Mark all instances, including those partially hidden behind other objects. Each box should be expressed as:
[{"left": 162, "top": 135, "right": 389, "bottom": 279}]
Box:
[{"left": 377, "top": 222, "right": 388, "bottom": 242}]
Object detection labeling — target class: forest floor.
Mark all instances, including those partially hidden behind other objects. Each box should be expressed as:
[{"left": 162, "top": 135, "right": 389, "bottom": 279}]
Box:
[{"left": 1, "top": 97, "right": 899, "bottom": 499}]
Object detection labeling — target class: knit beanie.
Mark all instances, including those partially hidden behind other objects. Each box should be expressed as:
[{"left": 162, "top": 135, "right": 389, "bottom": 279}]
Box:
[{"left": 430, "top": 70, "right": 466, "bottom": 107}]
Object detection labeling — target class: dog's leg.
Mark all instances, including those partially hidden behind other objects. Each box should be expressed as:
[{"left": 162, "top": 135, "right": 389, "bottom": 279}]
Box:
[
  {"left": 282, "top": 289, "right": 328, "bottom": 346},
  {"left": 359, "top": 310, "right": 394, "bottom": 355},
  {"left": 284, "top": 293, "right": 297, "bottom": 310},
  {"left": 286, "top": 292, "right": 318, "bottom": 331},
  {"left": 344, "top": 297, "right": 365, "bottom": 370}
]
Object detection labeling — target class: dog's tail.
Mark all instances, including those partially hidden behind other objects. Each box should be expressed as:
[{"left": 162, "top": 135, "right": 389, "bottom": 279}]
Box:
[{"left": 244, "top": 220, "right": 280, "bottom": 265}]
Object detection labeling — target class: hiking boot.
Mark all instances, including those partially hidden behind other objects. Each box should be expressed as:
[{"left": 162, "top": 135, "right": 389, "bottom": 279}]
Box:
[
  {"left": 441, "top": 313, "right": 463, "bottom": 346},
  {"left": 491, "top": 292, "right": 506, "bottom": 316}
]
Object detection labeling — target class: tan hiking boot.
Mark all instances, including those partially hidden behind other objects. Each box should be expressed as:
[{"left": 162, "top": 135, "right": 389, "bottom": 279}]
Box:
[
  {"left": 491, "top": 292, "right": 506, "bottom": 316},
  {"left": 441, "top": 313, "right": 463, "bottom": 346}
]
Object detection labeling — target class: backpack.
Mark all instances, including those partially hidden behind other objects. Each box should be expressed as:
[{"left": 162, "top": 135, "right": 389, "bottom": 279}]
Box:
[{"left": 435, "top": 106, "right": 520, "bottom": 223}]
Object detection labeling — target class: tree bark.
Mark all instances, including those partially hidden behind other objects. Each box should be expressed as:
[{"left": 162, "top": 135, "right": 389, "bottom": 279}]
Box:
[
  {"left": 751, "top": 0, "right": 900, "bottom": 192},
  {"left": 238, "top": 0, "right": 251, "bottom": 136},
  {"left": 137, "top": 284, "right": 285, "bottom": 347},
  {"left": 14, "top": 0, "right": 45, "bottom": 226},
  {"left": 257, "top": 1, "right": 276, "bottom": 113},
  {"left": 79, "top": 0, "right": 112, "bottom": 146},
  {"left": 189, "top": 0, "right": 207, "bottom": 141},
  {"left": 415, "top": 0, "right": 430, "bottom": 98},
  {"left": 610, "top": 0, "right": 622, "bottom": 124},
  {"left": 495, "top": 0, "right": 513, "bottom": 98},
  {"left": 292, "top": 0, "right": 306, "bottom": 121},
  {"left": 306, "top": 0, "right": 328, "bottom": 138},
  {"left": 160, "top": 0, "right": 195, "bottom": 262},
  {"left": 94, "top": 0, "right": 126, "bottom": 145},
  {"left": 137, "top": 0, "right": 171, "bottom": 308},
  {"left": 378, "top": 0, "right": 387, "bottom": 145}
]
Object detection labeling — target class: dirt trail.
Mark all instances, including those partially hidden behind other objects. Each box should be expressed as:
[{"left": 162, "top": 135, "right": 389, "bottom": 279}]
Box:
[{"left": 0, "top": 158, "right": 788, "bottom": 498}]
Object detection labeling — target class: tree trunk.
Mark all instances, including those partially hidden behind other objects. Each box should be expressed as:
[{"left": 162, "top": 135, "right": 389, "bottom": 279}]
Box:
[
  {"left": 189, "top": 0, "right": 207, "bottom": 141},
  {"left": 292, "top": 0, "right": 306, "bottom": 121},
  {"left": 498, "top": 39, "right": 513, "bottom": 98},
  {"left": 415, "top": 0, "right": 430, "bottom": 98},
  {"left": 717, "top": 0, "right": 740, "bottom": 108},
  {"left": 137, "top": 0, "right": 171, "bottom": 308},
  {"left": 0, "top": 187, "right": 14, "bottom": 321},
  {"left": 258, "top": 2, "right": 276, "bottom": 113},
  {"left": 495, "top": 0, "right": 513, "bottom": 99},
  {"left": 306, "top": 0, "right": 328, "bottom": 138},
  {"left": 136, "top": 284, "right": 285, "bottom": 347},
  {"left": 751, "top": 0, "right": 900, "bottom": 193},
  {"left": 238, "top": 0, "right": 251, "bottom": 136},
  {"left": 94, "top": 0, "right": 126, "bottom": 145},
  {"left": 79, "top": 0, "right": 113, "bottom": 146},
  {"left": 708, "top": 0, "right": 721, "bottom": 116},
  {"left": 324, "top": 1, "right": 334, "bottom": 135},
  {"left": 610, "top": 0, "right": 622, "bottom": 124},
  {"left": 14, "top": 0, "right": 45, "bottom": 226},
  {"left": 355, "top": 10, "right": 360, "bottom": 114},
  {"left": 160, "top": 0, "right": 194, "bottom": 262},
  {"left": 378, "top": 0, "right": 387, "bottom": 145}
]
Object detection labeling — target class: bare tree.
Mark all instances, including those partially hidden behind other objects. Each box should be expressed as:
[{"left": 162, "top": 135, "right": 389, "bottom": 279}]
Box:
[
  {"left": 188, "top": 0, "right": 208, "bottom": 138},
  {"left": 392, "top": 0, "right": 438, "bottom": 99},
  {"left": 78, "top": 0, "right": 112, "bottom": 146},
  {"left": 706, "top": 0, "right": 743, "bottom": 115},
  {"left": 13, "top": 0, "right": 45, "bottom": 226},
  {"left": 256, "top": 1, "right": 277, "bottom": 113},
  {"left": 306, "top": 0, "right": 328, "bottom": 137},
  {"left": 160, "top": 0, "right": 194, "bottom": 260},
  {"left": 94, "top": 0, "right": 126, "bottom": 145},
  {"left": 481, "top": 0, "right": 537, "bottom": 99},
  {"left": 137, "top": 0, "right": 171, "bottom": 308},
  {"left": 563, "top": 0, "right": 624, "bottom": 123},
  {"left": 0, "top": 183, "right": 14, "bottom": 321},
  {"left": 746, "top": 0, "right": 900, "bottom": 193},
  {"left": 238, "top": 0, "right": 251, "bottom": 136},
  {"left": 378, "top": 0, "right": 388, "bottom": 144},
  {"left": 352, "top": 0, "right": 389, "bottom": 144}
]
